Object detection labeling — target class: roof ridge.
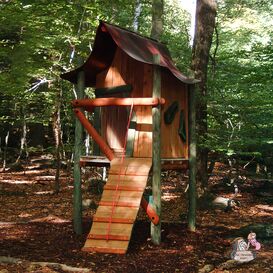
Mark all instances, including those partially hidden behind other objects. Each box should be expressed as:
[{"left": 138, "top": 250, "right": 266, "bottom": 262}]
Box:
[{"left": 100, "top": 20, "right": 163, "bottom": 45}]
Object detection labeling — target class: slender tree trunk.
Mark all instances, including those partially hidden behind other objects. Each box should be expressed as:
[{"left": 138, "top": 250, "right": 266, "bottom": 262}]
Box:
[
  {"left": 73, "top": 69, "right": 85, "bottom": 235},
  {"left": 133, "top": 0, "right": 142, "bottom": 32},
  {"left": 16, "top": 108, "right": 28, "bottom": 163},
  {"left": 150, "top": 0, "right": 163, "bottom": 245},
  {"left": 151, "top": 0, "right": 163, "bottom": 41},
  {"left": 151, "top": 54, "right": 162, "bottom": 245},
  {"left": 188, "top": 85, "right": 197, "bottom": 231},
  {"left": 2, "top": 130, "right": 10, "bottom": 172},
  {"left": 85, "top": 130, "right": 90, "bottom": 156},
  {"left": 191, "top": 0, "right": 217, "bottom": 195},
  {"left": 53, "top": 83, "right": 63, "bottom": 194}
]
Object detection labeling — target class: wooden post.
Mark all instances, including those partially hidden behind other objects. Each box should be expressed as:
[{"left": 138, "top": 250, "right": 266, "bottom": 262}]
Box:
[
  {"left": 73, "top": 70, "right": 85, "bottom": 235},
  {"left": 188, "top": 84, "right": 196, "bottom": 232},
  {"left": 151, "top": 54, "right": 161, "bottom": 244}
]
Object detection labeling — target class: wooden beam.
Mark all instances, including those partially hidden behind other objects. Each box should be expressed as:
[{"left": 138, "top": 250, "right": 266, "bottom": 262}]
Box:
[
  {"left": 73, "top": 70, "right": 84, "bottom": 235},
  {"left": 188, "top": 84, "right": 197, "bottom": 232},
  {"left": 141, "top": 197, "right": 160, "bottom": 225},
  {"left": 80, "top": 156, "right": 110, "bottom": 167},
  {"left": 72, "top": 97, "right": 165, "bottom": 108},
  {"left": 151, "top": 54, "right": 162, "bottom": 245},
  {"left": 74, "top": 108, "right": 115, "bottom": 161}
]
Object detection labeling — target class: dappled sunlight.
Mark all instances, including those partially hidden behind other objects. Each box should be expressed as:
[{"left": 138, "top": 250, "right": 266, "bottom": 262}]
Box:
[
  {"left": 18, "top": 212, "right": 33, "bottom": 218},
  {"left": 34, "top": 190, "right": 54, "bottom": 195},
  {"left": 32, "top": 176, "right": 56, "bottom": 180},
  {"left": 1, "top": 179, "right": 35, "bottom": 185},
  {"left": 30, "top": 215, "right": 70, "bottom": 224},
  {"left": 162, "top": 193, "right": 180, "bottom": 201},
  {"left": 63, "top": 185, "right": 74, "bottom": 190},
  {"left": 0, "top": 157, "right": 272, "bottom": 272},
  {"left": 0, "top": 224, "right": 32, "bottom": 240}
]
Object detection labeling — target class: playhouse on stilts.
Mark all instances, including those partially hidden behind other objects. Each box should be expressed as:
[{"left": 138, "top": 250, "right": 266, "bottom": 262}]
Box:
[{"left": 61, "top": 21, "right": 197, "bottom": 254}]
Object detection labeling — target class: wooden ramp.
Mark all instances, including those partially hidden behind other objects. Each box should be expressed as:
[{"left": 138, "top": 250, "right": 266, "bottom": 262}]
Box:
[{"left": 82, "top": 157, "right": 152, "bottom": 254}]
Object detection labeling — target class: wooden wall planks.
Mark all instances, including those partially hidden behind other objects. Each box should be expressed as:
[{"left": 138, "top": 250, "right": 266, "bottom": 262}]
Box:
[
  {"left": 96, "top": 48, "right": 189, "bottom": 160},
  {"left": 161, "top": 69, "right": 188, "bottom": 159}
]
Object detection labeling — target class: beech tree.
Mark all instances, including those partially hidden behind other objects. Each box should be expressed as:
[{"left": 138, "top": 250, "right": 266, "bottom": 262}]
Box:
[
  {"left": 151, "top": 0, "right": 164, "bottom": 40},
  {"left": 191, "top": 0, "right": 217, "bottom": 194}
]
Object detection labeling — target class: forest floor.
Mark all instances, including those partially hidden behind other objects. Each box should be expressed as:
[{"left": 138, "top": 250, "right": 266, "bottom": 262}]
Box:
[{"left": 0, "top": 156, "right": 272, "bottom": 273}]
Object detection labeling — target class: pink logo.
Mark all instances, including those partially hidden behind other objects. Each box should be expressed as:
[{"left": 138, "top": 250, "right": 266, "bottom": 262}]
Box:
[{"left": 231, "top": 232, "right": 261, "bottom": 262}]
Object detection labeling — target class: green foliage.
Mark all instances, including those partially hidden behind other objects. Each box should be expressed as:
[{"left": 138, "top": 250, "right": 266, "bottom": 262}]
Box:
[
  {"left": 162, "top": 0, "right": 192, "bottom": 74},
  {"left": 2, "top": 0, "right": 271, "bottom": 165},
  {"left": 0, "top": 0, "right": 191, "bottom": 152},
  {"left": 207, "top": 0, "right": 273, "bottom": 158}
]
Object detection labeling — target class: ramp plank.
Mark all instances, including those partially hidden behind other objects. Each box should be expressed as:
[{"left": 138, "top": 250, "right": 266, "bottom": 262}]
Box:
[
  {"left": 100, "top": 190, "right": 143, "bottom": 207},
  {"left": 83, "top": 239, "right": 129, "bottom": 254},
  {"left": 94, "top": 206, "right": 138, "bottom": 223},
  {"left": 88, "top": 222, "right": 133, "bottom": 240},
  {"left": 82, "top": 157, "right": 152, "bottom": 254},
  {"left": 106, "top": 174, "right": 148, "bottom": 191}
]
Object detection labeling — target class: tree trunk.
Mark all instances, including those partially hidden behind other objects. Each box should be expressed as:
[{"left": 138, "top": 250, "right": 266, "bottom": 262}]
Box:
[
  {"left": 188, "top": 85, "right": 197, "bottom": 231},
  {"left": 53, "top": 82, "right": 63, "bottom": 194},
  {"left": 151, "top": 54, "right": 162, "bottom": 245},
  {"left": 16, "top": 108, "right": 28, "bottom": 163},
  {"left": 2, "top": 130, "right": 10, "bottom": 172},
  {"left": 191, "top": 0, "right": 217, "bottom": 195},
  {"left": 150, "top": 0, "right": 163, "bottom": 245},
  {"left": 73, "top": 69, "right": 85, "bottom": 235},
  {"left": 133, "top": 0, "right": 142, "bottom": 32},
  {"left": 151, "top": 0, "right": 163, "bottom": 41}
]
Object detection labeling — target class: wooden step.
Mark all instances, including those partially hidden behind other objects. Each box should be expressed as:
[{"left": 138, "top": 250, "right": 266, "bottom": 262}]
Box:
[
  {"left": 109, "top": 158, "right": 152, "bottom": 176},
  {"left": 99, "top": 190, "right": 143, "bottom": 207},
  {"left": 101, "top": 189, "right": 143, "bottom": 198},
  {"left": 109, "top": 165, "right": 151, "bottom": 176},
  {"left": 93, "top": 206, "right": 138, "bottom": 223},
  {"left": 105, "top": 174, "right": 148, "bottom": 191},
  {"left": 99, "top": 200, "right": 140, "bottom": 207},
  {"left": 110, "top": 157, "right": 152, "bottom": 167},
  {"left": 87, "top": 222, "right": 133, "bottom": 241},
  {"left": 103, "top": 184, "right": 145, "bottom": 191},
  {"left": 82, "top": 239, "right": 129, "bottom": 254}
]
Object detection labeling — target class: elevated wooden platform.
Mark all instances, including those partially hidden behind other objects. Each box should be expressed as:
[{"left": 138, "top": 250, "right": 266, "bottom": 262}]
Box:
[
  {"left": 80, "top": 156, "right": 110, "bottom": 167},
  {"left": 80, "top": 155, "right": 188, "bottom": 170},
  {"left": 82, "top": 157, "right": 152, "bottom": 254}
]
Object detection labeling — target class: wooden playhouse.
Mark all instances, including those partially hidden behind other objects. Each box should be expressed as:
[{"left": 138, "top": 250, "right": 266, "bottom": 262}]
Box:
[{"left": 61, "top": 21, "right": 197, "bottom": 254}]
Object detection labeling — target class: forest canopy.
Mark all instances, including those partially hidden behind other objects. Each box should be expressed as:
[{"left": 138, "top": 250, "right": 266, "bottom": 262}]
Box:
[{"left": 0, "top": 0, "right": 272, "bottom": 170}]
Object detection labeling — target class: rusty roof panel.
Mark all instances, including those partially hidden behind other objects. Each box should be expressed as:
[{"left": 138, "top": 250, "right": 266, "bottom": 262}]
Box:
[{"left": 60, "top": 21, "right": 198, "bottom": 86}]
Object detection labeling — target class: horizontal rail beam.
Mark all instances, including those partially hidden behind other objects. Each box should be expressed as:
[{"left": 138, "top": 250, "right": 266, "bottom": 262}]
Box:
[{"left": 72, "top": 97, "right": 165, "bottom": 109}]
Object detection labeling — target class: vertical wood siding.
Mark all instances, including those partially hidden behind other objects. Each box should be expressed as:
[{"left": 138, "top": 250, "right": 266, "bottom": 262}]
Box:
[{"left": 96, "top": 48, "right": 188, "bottom": 159}]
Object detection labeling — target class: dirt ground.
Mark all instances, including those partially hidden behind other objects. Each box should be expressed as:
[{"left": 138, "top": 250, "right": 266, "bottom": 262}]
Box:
[{"left": 0, "top": 157, "right": 272, "bottom": 273}]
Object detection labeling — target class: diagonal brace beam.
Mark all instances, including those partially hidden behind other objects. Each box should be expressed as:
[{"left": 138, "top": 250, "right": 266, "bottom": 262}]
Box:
[
  {"left": 141, "top": 197, "right": 160, "bottom": 225},
  {"left": 74, "top": 108, "right": 115, "bottom": 161}
]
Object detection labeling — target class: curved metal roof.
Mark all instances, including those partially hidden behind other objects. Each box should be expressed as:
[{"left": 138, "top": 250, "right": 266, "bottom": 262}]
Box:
[{"left": 60, "top": 21, "right": 198, "bottom": 86}]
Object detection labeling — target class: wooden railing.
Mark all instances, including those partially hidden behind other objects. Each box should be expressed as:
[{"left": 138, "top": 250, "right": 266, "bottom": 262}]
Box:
[{"left": 72, "top": 97, "right": 165, "bottom": 161}]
